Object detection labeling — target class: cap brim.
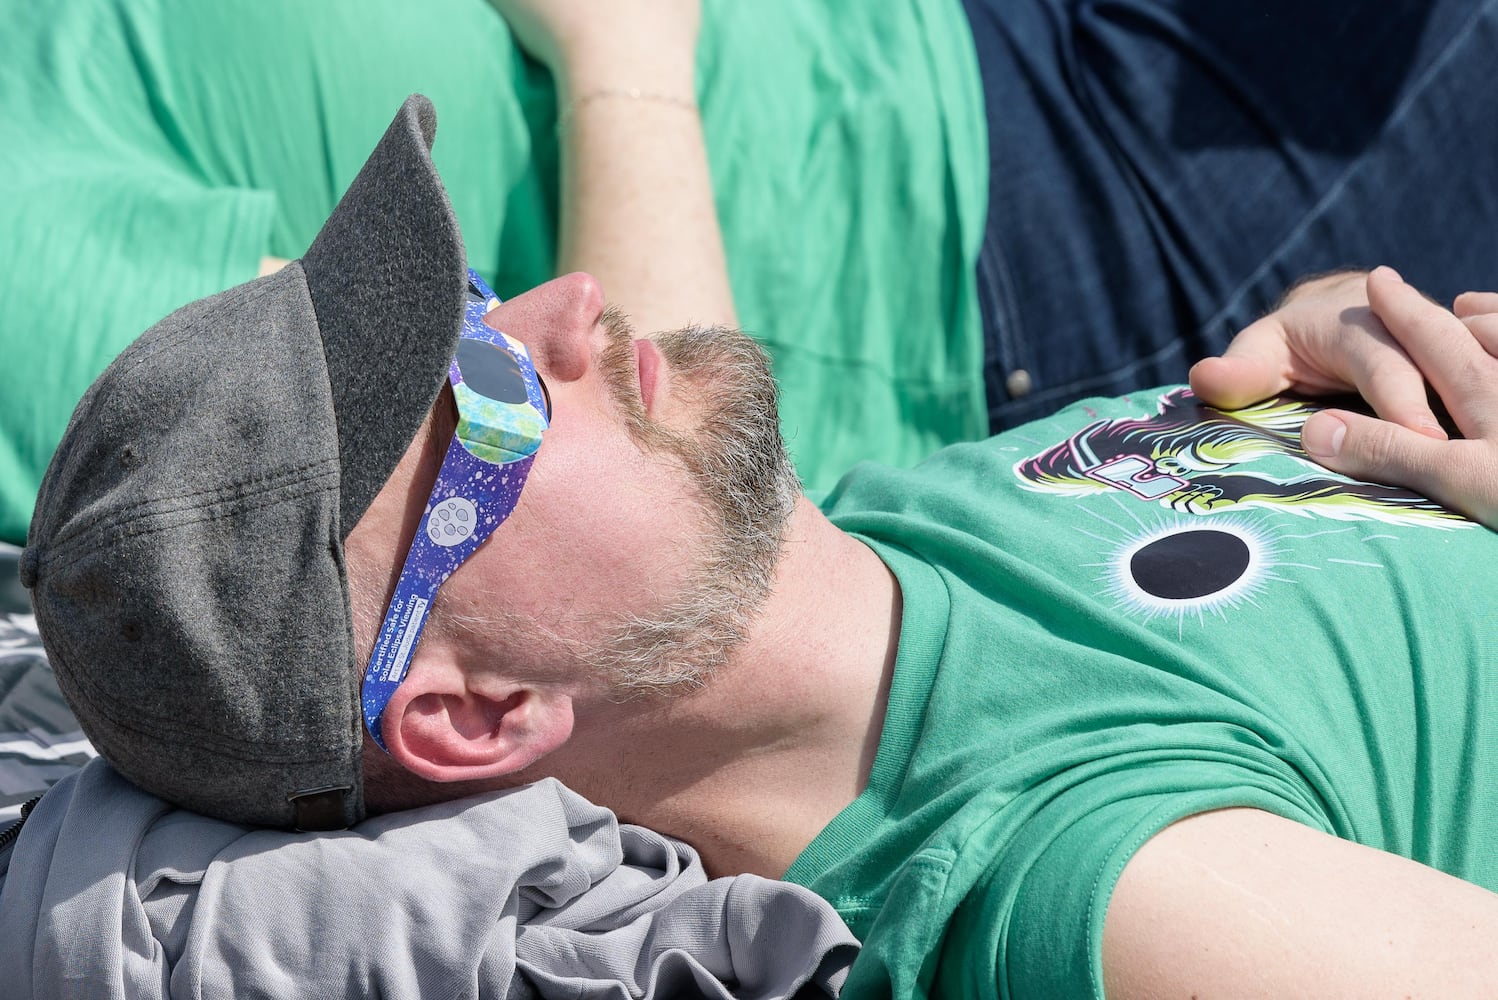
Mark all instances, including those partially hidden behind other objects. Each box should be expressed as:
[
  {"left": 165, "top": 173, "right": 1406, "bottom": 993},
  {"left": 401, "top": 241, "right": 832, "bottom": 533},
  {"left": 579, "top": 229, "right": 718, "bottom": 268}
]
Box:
[{"left": 303, "top": 93, "right": 467, "bottom": 536}]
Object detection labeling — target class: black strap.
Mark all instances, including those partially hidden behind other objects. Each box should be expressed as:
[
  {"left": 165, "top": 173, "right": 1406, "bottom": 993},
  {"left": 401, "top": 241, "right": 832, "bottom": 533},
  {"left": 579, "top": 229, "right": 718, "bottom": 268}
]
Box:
[
  {"left": 0, "top": 795, "right": 42, "bottom": 852},
  {"left": 289, "top": 786, "right": 352, "bottom": 831}
]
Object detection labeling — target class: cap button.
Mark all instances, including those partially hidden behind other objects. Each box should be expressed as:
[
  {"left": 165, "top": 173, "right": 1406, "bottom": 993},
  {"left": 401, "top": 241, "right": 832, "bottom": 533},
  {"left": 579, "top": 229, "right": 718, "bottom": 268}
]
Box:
[{"left": 18, "top": 546, "right": 39, "bottom": 588}]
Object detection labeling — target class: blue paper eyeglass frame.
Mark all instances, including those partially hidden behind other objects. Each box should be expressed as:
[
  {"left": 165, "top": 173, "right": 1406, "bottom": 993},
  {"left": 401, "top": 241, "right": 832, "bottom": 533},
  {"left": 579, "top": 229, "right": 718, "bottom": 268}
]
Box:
[{"left": 360, "top": 269, "right": 550, "bottom": 751}]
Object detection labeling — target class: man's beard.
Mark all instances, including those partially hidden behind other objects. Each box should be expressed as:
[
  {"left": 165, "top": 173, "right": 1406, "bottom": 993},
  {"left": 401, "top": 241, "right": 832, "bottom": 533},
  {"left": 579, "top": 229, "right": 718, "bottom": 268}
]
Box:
[
  {"left": 356, "top": 312, "right": 801, "bottom": 815},
  {"left": 584, "top": 308, "right": 800, "bottom": 698}
]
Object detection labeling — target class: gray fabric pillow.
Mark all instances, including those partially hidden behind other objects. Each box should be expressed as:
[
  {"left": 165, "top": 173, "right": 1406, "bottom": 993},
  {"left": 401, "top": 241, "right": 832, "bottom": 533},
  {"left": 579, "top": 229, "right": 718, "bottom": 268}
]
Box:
[
  {"left": 1, "top": 542, "right": 28, "bottom": 616},
  {"left": 0, "top": 542, "right": 95, "bottom": 824}
]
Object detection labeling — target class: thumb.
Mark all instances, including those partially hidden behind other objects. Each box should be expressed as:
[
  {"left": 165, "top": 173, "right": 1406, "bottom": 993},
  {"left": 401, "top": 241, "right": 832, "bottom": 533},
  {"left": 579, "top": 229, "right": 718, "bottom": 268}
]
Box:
[
  {"left": 1188, "top": 353, "right": 1286, "bottom": 410},
  {"left": 1188, "top": 314, "right": 1295, "bottom": 409},
  {"left": 1301, "top": 409, "right": 1451, "bottom": 500}
]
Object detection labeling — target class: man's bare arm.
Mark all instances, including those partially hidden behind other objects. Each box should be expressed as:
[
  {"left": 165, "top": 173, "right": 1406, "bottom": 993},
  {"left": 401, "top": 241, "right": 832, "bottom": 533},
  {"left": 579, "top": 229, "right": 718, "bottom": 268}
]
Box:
[
  {"left": 1104, "top": 808, "right": 1498, "bottom": 998},
  {"left": 491, "top": 0, "right": 738, "bottom": 334}
]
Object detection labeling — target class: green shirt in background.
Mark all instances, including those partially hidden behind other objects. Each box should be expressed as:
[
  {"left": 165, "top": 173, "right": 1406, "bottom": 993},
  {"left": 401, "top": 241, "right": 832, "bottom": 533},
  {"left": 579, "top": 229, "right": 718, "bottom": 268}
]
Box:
[
  {"left": 796, "top": 386, "right": 1498, "bottom": 997},
  {"left": 0, "top": 0, "right": 986, "bottom": 544}
]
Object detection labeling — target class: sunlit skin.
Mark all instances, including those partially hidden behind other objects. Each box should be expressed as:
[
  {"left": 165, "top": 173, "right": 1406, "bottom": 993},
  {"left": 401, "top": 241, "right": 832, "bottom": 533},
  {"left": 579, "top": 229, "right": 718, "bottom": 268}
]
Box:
[
  {"left": 349, "top": 273, "right": 724, "bottom": 766},
  {"left": 439, "top": 273, "right": 712, "bottom": 662},
  {"left": 344, "top": 272, "right": 901, "bottom": 878}
]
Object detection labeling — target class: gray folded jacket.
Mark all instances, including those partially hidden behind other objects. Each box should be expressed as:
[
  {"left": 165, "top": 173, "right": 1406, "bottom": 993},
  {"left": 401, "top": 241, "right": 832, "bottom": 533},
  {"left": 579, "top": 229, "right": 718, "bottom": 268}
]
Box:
[{"left": 0, "top": 759, "right": 857, "bottom": 998}]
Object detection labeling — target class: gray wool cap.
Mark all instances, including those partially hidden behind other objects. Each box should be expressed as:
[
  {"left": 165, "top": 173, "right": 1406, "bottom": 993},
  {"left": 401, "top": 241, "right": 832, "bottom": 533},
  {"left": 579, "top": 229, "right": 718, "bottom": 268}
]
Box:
[{"left": 20, "top": 94, "right": 466, "bottom": 830}]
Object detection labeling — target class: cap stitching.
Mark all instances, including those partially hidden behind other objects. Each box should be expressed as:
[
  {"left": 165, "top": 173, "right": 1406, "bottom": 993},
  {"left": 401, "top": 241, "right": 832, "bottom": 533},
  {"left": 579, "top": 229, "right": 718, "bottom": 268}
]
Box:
[
  {"left": 38, "top": 463, "right": 340, "bottom": 580},
  {"left": 41, "top": 456, "right": 339, "bottom": 567},
  {"left": 41, "top": 600, "right": 355, "bottom": 765},
  {"left": 40, "top": 268, "right": 327, "bottom": 548},
  {"left": 109, "top": 280, "right": 286, "bottom": 375}
]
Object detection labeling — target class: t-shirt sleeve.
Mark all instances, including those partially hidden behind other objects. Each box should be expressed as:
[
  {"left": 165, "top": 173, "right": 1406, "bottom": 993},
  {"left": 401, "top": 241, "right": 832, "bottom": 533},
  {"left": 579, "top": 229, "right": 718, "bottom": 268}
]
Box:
[{"left": 957, "top": 777, "right": 1329, "bottom": 999}]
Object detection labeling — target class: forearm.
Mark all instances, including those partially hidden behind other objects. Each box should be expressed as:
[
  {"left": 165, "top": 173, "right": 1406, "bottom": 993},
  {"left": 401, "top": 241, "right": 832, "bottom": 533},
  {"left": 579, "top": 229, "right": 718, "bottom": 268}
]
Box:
[{"left": 552, "top": 44, "right": 737, "bottom": 334}]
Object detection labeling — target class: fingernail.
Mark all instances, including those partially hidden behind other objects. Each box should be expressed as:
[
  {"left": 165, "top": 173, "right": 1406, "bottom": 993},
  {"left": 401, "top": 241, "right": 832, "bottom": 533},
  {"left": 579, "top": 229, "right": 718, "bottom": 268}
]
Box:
[
  {"left": 1374, "top": 265, "right": 1403, "bottom": 284},
  {"left": 1418, "top": 419, "right": 1449, "bottom": 441},
  {"left": 1302, "top": 413, "right": 1346, "bottom": 458}
]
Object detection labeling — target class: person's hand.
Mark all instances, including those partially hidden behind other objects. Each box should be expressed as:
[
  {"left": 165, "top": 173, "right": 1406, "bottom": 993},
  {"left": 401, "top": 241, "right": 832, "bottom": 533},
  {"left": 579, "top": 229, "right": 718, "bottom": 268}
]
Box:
[
  {"left": 487, "top": 0, "right": 701, "bottom": 90},
  {"left": 1189, "top": 268, "right": 1447, "bottom": 439},
  {"left": 1291, "top": 273, "right": 1498, "bottom": 529}
]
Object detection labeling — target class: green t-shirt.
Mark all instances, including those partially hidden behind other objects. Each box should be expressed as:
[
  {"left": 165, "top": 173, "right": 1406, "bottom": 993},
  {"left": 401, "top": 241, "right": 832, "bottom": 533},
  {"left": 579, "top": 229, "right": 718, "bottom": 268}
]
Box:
[
  {"left": 790, "top": 386, "right": 1498, "bottom": 998},
  {"left": 0, "top": 0, "right": 986, "bottom": 543}
]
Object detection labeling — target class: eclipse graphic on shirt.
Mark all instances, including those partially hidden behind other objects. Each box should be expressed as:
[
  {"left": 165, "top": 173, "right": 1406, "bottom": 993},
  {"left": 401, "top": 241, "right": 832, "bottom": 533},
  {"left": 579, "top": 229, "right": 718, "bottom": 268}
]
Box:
[
  {"left": 1080, "top": 504, "right": 1397, "bottom": 634},
  {"left": 1014, "top": 387, "right": 1465, "bottom": 530},
  {"left": 1128, "top": 527, "right": 1252, "bottom": 600},
  {"left": 1015, "top": 387, "right": 1462, "bottom": 632},
  {"left": 1082, "top": 510, "right": 1284, "bottom": 634}
]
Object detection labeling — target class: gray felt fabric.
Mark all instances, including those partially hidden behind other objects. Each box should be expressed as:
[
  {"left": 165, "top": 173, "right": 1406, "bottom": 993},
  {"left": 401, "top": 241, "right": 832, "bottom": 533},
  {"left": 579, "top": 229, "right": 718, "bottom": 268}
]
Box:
[
  {"left": 0, "top": 761, "right": 858, "bottom": 998},
  {"left": 19, "top": 96, "right": 466, "bottom": 829},
  {"left": 302, "top": 96, "right": 466, "bottom": 533}
]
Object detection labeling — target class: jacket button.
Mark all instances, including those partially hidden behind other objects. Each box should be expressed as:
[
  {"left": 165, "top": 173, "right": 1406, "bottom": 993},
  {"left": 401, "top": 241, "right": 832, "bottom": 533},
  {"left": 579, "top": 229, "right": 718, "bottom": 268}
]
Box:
[{"left": 1005, "top": 369, "right": 1033, "bottom": 399}]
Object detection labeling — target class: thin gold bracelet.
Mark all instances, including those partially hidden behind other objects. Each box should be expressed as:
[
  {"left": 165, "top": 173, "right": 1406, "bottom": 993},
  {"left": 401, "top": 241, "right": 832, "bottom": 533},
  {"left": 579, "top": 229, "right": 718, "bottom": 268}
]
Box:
[{"left": 557, "top": 87, "right": 698, "bottom": 131}]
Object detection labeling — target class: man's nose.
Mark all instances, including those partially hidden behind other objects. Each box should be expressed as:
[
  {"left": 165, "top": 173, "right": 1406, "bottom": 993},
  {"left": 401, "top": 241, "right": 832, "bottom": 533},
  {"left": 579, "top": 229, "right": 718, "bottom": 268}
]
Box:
[{"left": 482, "top": 272, "right": 606, "bottom": 382}]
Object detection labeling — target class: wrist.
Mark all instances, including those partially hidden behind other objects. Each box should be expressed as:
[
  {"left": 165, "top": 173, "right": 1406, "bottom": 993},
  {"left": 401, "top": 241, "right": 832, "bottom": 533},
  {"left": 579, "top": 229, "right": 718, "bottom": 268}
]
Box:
[
  {"left": 554, "top": 40, "right": 696, "bottom": 102},
  {"left": 557, "top": 87, "right": 699, "bottom": 134}
]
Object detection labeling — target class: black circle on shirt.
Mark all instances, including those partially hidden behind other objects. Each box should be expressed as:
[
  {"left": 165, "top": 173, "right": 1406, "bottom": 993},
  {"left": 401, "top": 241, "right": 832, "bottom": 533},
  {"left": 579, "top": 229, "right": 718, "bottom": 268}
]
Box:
[{"left": 1129, "top": 528, "right": 1250, "bottom": 600}]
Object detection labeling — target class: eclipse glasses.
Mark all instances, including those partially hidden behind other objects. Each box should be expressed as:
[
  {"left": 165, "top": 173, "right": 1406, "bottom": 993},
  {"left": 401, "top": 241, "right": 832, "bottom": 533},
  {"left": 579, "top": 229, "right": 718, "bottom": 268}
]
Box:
[{"left": 361, "top": 269, "right": 550, "bottom": 751}]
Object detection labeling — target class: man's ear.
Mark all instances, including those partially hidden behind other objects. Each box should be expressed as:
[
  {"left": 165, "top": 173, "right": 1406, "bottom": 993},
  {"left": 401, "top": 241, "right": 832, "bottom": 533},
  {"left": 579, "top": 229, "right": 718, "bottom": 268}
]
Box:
[{"left": 379, "top": 659, "right": 575, "bottom": 783}]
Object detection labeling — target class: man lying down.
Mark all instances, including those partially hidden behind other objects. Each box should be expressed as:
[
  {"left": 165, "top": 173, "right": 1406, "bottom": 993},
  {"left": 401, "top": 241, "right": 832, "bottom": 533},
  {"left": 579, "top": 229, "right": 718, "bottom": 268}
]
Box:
[
  {"left": 0, "top": 97, "right": 856, "bottom": 1000},
  {"left": 8, "top": 95, "right": 1498, "bottom": 999}
]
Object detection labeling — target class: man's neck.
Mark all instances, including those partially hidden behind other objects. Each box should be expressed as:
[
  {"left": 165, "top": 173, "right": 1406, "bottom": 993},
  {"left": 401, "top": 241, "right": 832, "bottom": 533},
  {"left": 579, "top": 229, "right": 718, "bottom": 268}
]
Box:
[{"left": 554, "top": 496, "right": 902, "bottom": 877}]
